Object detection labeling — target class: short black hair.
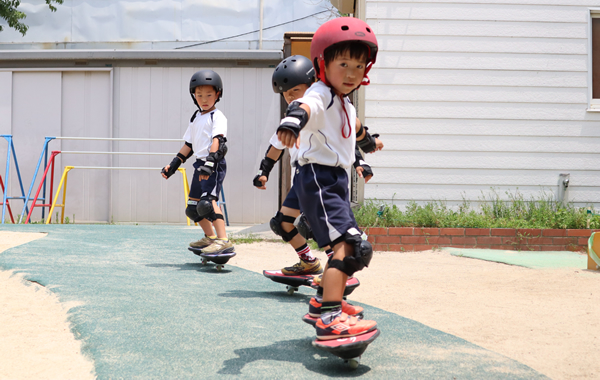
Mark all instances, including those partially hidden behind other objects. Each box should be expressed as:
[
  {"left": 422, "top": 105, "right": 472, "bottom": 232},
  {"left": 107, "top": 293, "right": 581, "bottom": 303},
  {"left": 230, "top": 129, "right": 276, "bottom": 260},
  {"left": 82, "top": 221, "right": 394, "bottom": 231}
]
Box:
[{"left": 323, "top": 41, "right": 369, "bottom": 66}]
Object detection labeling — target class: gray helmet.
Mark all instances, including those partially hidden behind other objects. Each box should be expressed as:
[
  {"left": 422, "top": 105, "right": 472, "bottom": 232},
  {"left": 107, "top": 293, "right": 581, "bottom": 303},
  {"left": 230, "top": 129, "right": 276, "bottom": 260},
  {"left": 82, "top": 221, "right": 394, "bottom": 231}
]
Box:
[
  {"left": 189, "top": 70, "right": 223, "bottom": 108},
  {"left": 272, "top": 55, "right": 315, "bottom": 93}
]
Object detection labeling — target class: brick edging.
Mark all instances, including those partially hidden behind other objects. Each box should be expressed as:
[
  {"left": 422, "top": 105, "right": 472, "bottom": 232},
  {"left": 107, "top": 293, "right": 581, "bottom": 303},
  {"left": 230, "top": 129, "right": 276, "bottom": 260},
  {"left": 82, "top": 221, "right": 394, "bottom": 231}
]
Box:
[{"left": 362, "top": 227, "right": 599, "bottom": 252}]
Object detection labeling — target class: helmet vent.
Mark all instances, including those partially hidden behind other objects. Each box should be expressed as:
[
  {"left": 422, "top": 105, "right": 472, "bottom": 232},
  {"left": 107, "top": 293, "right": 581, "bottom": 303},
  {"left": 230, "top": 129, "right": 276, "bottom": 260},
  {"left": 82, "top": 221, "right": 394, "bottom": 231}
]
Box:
[
  {"left": 366, "top": 27, "right": 371, "bottom": 33},
  {"left": 284, "top": 65, "right": 287, "bottom": 69},
  {"left": 341, "top": 25, "right": 349, "bottom": 31},
  {"left": 283, "top": 78, "right": 288, "bottom": 83},
  {"left": 206, "top": 78, "right": 212, "bottom": 81}
]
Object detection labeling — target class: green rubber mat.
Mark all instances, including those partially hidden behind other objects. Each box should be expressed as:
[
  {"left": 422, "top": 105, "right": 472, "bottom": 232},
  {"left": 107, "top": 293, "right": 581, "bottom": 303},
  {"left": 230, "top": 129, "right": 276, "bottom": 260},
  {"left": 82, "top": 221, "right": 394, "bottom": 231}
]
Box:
[
  {"left": 0, "top": 225, "right": 548, "bottom": 379},
  {"left": 445, "top": 247, "right": 587, "bottom": 269}
]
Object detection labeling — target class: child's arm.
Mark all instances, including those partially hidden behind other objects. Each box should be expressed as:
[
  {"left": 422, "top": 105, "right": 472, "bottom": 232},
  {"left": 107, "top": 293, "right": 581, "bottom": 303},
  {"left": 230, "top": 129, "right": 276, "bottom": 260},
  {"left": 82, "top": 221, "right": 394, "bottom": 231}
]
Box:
[
  {"left": 161, "top": 143, "right": 193, "bottom": 179},
  {"left": 353, "top": 146, "right": 373, "bottom": 183},
  {"left": 197, "top": 135, "right": 227, "bottom": 180},
  {"left": 253, "top": 145, "right": 283, "bottom": 189},
  {"left": 355, "top": 118, "right": 383, "bottom": 153},
  {"left": 277, "top": 103, "right": 311, "bottom": 149}
]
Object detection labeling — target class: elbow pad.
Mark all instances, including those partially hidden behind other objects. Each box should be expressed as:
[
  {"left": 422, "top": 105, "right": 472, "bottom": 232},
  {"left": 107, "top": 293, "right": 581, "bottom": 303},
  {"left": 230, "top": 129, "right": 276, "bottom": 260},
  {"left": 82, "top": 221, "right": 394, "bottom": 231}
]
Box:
[
  {"left": 277, "top": 102, "right": 309, "bottom": 138},
  {"left": 356, "top": 125, "right": 379, "bottom": 154},
  {"left": 208, "top": 136, "right": 228, "bottom": 162}
]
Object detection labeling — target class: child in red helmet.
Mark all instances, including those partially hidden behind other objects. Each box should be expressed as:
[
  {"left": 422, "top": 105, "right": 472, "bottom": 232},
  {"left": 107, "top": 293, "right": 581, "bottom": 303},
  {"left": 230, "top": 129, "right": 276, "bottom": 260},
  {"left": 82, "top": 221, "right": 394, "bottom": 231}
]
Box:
[{"left": 277, "top": 17, "right": 383, "bottom": 340}]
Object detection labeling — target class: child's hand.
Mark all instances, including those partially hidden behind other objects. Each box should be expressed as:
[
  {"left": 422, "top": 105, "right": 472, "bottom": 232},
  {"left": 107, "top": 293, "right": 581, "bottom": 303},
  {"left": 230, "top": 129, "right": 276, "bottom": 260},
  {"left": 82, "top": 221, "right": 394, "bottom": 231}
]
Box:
[
  {"left": 257, "top": 175, "right": 268, "bottom": 189},
  {"left": 199, "top": 174, "right": 209, "bottom": 181},
  {"left": 161, "top": 165, "right": 171, "bottom": 179},
  {"left": 372, "top": 137, "right": 384, "bottom": 152},
  {"left": 355, "top": 166, "right": 373, "bottom": 183},
  {"left": 278, "top": 130, "right": 299, "bottom": 149}
]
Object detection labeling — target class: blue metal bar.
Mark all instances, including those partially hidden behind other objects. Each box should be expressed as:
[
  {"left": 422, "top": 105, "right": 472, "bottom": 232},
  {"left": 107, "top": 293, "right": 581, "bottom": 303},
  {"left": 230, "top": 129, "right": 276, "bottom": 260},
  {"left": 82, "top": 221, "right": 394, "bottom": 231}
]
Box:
[
  {"left": 1, "top": 135, "right": 10, "bottom": 224},
  {"left": 11, "top": 138, "right": 29, "bottom": 219},
  {"left": 219, "top": 187, "right": 229, "bottom": 226},
  {"left": 19, "top": 137, "right": 54, "bottom": 223}
]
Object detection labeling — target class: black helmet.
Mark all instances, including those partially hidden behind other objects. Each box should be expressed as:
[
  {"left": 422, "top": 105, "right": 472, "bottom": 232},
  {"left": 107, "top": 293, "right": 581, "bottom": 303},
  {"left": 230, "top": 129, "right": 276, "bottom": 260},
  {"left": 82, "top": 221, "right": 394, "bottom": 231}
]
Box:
[
  {"left": 189, "top": 70, "right": 223, "bottom": 108},
  {"left": 272, "top": 55, "right": 315, "bottom": 93}
]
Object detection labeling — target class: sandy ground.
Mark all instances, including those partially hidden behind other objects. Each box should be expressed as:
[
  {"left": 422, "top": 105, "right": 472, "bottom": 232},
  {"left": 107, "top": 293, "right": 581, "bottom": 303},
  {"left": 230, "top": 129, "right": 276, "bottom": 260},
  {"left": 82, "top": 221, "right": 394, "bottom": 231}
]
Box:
[
  {"left": 1, "top": 232, "right": 598, "bottom": 379},
  {"left": 0, "top": 232, "right": 95, "bottom": 380}
]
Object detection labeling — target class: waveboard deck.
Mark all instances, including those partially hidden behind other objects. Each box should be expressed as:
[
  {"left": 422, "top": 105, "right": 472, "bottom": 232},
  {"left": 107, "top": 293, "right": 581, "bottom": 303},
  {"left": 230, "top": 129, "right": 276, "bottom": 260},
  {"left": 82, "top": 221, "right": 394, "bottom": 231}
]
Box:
[
  {"left": 263, "top": 270, "right": 360, "bottom": 295},
  {"left": 188, "top": 247, "right": 235, "bottom": 271},
  {"left": 312, "top": 329, "right": 380, "bottom": 369}
]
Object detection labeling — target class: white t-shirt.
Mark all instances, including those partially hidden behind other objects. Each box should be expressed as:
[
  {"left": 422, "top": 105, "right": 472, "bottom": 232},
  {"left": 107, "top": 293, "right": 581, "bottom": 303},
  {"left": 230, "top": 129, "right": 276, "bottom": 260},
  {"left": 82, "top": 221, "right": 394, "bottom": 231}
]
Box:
[
  {"left": 269, "top": 132, "right": 299, "bottom": 164},
  {"left": 294, "top": 81, "right": 357, "bottom": 169},
  {"left": 183, "top": 108, "right": 227, "bottom": 160}
]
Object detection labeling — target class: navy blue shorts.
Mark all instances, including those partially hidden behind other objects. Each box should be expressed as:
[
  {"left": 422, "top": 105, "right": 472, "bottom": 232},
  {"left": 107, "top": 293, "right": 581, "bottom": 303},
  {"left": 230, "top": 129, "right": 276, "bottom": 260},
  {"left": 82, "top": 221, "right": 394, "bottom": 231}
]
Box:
[
  {"left": 189, "top": 158, "right": 226, "bottom": 200},
  {"left": 282, "top": 185, "right": 300, "bottom": 210},
  {"left": 293, "top": 163, "right": 358, "bottom": 248}
]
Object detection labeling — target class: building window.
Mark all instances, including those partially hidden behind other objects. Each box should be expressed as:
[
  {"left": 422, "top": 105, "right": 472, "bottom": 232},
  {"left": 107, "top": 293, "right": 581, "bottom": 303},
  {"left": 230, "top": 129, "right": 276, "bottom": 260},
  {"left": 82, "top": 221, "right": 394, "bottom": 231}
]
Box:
[{"left": 590, "top": 11, "right": 600, "bottom": 109}]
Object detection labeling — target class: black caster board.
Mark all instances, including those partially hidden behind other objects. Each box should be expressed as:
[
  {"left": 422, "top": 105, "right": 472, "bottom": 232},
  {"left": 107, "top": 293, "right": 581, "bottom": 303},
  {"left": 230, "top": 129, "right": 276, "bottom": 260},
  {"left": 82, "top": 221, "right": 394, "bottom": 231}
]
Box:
[
  {"left": 263, "top": 270, "right": 360, "bottom": 296},
  {"left": 188, "top": 247, "right": 235, "bottom": 271},
  {"left": 302, "top": 313, "right": 380, "bottom": 370}
]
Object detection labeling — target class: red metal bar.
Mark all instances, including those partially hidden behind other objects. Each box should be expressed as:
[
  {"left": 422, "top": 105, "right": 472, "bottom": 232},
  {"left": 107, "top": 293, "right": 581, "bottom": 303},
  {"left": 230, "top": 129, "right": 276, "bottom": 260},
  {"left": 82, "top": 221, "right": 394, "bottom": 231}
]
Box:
[
  {"left": 24, "top": 151, "right": 61, "bottom": 224},
  {"left": 0, "top": 175, "right": 15, "bottom": 224}
]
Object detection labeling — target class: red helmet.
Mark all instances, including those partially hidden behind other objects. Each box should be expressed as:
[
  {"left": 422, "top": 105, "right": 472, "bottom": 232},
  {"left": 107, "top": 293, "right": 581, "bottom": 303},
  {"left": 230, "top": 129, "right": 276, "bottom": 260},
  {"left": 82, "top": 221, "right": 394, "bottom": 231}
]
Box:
[{"left": 310, "top": 17, "right": 378, "bottom": 86}]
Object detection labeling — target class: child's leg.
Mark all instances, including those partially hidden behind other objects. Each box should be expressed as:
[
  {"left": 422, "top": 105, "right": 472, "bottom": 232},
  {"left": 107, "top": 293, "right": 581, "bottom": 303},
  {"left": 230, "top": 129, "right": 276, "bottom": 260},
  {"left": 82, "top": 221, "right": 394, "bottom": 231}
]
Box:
[{"left": 211, "top": 200, "right": 227, "bottom": 239}]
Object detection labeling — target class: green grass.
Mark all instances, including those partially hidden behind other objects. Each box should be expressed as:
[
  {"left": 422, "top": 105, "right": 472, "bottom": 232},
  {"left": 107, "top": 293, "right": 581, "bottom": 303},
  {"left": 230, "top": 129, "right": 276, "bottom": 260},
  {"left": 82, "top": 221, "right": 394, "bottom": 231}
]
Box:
[{"left": 355, "top": 189, "right": 600, "bottom": 230}]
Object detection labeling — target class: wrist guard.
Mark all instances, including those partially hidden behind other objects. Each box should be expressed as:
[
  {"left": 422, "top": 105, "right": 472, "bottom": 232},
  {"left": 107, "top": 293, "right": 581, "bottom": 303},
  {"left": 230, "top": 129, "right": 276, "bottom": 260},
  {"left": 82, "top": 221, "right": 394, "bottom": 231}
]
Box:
[
  {"left": 277, "top": 102, "right": 308, "bottom": 138},
  {"left": 253, "top": 157, "right": 277, "bottom": 187},
  {"left": 356, "top": 125, "right": 379, "bottom": 153},
  {"left": 354, "top": 159, "right": 373, "bottom": 178},
  {"left": 162, "top": 156, "right": 181, "bottom": 179}
]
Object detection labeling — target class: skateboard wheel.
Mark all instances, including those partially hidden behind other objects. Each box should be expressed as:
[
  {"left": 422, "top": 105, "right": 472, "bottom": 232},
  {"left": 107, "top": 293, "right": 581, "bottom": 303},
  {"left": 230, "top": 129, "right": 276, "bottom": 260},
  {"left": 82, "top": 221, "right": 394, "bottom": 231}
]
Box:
[
  {"left": 201, "top": 258, "right": 208, "bottom": 265},
  {"left": 216, "top": 264, "right": 223, "bottom": 272},
  {"left": 286, "top": 286, "right": 298, "bottom": 295},
  {"left": 348, "top": 358, "right": 360, "bottom": 369}
]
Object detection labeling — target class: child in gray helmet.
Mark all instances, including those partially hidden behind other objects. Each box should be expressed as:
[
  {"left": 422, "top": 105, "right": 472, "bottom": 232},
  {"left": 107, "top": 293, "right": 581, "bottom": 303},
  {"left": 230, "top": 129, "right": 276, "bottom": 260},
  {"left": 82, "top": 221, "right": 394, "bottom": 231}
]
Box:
[{"left": 162, "top": 70, "right": 233, "bottom": 254}]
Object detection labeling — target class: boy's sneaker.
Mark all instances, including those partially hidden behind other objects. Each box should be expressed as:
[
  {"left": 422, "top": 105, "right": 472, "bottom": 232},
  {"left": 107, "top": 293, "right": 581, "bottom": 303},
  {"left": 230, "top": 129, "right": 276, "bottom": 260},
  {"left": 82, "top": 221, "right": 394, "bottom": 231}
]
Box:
[
  {"left": 189, "top": 236, "right": 216, "bottom": 249},
  {"left": 281, "top": 258, "right": 323, "bottom": 276},
  {"left": 315, "top": 312, "right": 377, "bottom": 340},
  {"left": 201, "top": 239, "right": 234, "bottom": 254},
  {"left": 308, "top": 297, "right": 364, "bottom": 317}
]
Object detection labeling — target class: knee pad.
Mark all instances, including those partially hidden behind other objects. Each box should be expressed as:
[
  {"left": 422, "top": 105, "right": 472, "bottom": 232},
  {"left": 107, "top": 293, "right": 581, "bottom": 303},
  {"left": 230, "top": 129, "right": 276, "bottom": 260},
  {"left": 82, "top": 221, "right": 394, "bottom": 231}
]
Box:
[
  {"left": 269, "top": 212, "right": 299, "bottom": 242},
  {"left": 328, "top": 228, "right": 373, "bottom": 276},
  {"left": 197, "top": 197, "right": 217, "bottom": 222},
  {"left": 185, "top": 200, "right": 203, "bottom": 222},
  {"left": 295, "top": 213, "right": 314, "bottom": 240}
]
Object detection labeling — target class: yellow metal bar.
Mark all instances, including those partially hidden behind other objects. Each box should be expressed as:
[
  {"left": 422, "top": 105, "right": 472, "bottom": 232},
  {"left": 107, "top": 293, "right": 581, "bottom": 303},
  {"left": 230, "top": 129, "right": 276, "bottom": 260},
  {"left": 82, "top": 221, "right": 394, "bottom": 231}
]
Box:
[
  {"left": 178, "top": 168, "right": 191, "bottom": 226},
  {"left": 45, "top": 166, "right": 74, "bottom": 224}
]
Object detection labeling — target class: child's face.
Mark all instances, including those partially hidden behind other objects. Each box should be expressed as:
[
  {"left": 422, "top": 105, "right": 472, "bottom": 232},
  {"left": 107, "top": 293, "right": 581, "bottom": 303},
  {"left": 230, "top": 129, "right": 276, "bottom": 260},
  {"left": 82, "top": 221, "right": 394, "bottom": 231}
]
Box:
[
  {"left": 324, "top": 51, "right": 367, "bottom": 96},
  {"left": 194, "top": 85, "right": 219, "bottom": 110},
  {"left": 282, "top": 84, "right": 310, "bottom": 104}
]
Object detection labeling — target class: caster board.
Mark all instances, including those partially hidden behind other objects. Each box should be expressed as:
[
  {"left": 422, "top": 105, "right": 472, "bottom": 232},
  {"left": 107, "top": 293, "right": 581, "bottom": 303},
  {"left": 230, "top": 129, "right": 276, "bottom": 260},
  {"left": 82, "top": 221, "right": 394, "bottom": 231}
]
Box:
[
  {"left": 188, "top": 247, "right": 235, "bottom": 271},
  {"left": 262, "top": 270, "right": 360, "bottom": 296},
  {"left": 304, "top": 319, "right": 380, "bottom": 370}
]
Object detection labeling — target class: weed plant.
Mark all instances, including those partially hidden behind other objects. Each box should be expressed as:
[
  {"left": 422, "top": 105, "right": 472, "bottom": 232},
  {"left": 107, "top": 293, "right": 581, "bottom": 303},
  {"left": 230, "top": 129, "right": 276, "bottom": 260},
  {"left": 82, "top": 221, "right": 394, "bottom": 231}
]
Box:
[{"left": 355, "top": 189, "right": 600, "bottom": 229}]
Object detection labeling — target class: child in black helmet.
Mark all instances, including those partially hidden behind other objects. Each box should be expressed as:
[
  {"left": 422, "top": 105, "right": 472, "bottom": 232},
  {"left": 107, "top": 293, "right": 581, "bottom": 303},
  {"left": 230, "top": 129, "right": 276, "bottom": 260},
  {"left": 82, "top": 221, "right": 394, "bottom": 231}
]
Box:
[
  {"left": 162, "top": 69, "right": 233, "bottom": 254},
  {"left": 277, "top": 18, "right": 383, "bottom": 339},
  {"left": 254, "top": 55, "right": 376, "bottom": 279}
]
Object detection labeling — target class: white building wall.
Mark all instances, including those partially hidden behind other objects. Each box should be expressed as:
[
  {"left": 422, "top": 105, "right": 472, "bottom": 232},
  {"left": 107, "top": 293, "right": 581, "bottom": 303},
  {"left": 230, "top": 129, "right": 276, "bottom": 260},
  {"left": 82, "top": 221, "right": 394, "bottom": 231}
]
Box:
[
  {"left": 1, "top": 65, "right": 280, "bottom": 224},
  {"left": 364, "top": 0, "right": 600, "bottom": 207}
]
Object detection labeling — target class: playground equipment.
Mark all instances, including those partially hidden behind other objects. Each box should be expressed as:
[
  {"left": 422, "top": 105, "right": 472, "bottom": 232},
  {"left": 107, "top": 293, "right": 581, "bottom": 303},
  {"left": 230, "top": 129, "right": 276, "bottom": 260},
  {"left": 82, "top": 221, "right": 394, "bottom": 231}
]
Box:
[
  {"left": 45, "top": 165, "right": 191, "bottom": 225},
  {"left": 22, "top": 136, "right": 228, "bottom": 225},
  {"left": 1, "top": 135, "right": 28, "bottom": 224}
]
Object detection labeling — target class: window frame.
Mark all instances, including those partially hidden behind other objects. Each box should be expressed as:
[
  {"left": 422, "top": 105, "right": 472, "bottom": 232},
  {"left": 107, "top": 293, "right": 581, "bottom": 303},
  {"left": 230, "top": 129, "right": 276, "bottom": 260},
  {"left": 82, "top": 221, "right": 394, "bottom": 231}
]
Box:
[{"left": 588, "top": 9, "right": 600, "bottom": 111}]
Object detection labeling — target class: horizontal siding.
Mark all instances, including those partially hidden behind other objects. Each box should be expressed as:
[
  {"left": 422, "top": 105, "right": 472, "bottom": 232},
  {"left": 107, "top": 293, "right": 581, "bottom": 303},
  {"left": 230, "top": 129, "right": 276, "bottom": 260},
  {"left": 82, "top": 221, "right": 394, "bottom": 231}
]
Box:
[
  {"left": 367, "top": 85, "right": 587, "bottom": 103},
  {"left": 367, "top": 3, "right": 587, "bottom": 23},
  {"left": 375, "top": 19, "right": 587, "bottom": 38},
  {"left": 364, "top": 185, "right": 600, "bottom": 205},
  {"left": 372, "top": 135, "right": 600, "bottom": 153},
  {"left": 366, "top": 151, "right": 599, "bottom": 170},
  {"left": 368, "top": 168, "right": 600, "bottom": 187},
  {"left": 368, "top": 69, "right": 587, "bottom": 87},
  {"left": 370, "top": 118, "right": 600, "bottom": 137},
  {"left": 366, "top": 101, "right": 600, "bottom": 120},
  {"left": 378, "top": 35, "right": 587, "bottom": 55},
  {"left": 363, "top": 0, "right": 600, "bottom": 211}
]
